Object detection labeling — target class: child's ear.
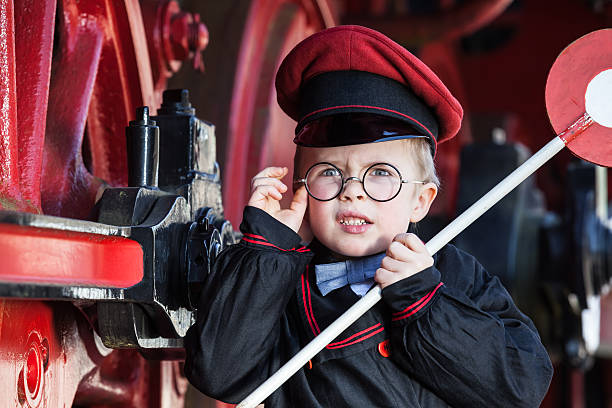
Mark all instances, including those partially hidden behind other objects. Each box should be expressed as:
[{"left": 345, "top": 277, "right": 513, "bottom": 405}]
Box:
[{"left": 409, "top": 183, "right": 438, "bottom": 223}]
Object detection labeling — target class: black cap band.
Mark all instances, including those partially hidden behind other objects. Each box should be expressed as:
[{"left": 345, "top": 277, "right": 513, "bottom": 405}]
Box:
[{"left": 297, "top": 71, "right": 439, "bottom": 142}]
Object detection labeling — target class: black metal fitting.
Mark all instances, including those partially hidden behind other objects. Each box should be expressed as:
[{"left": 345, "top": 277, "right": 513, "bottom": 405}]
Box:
[
  {"left": 157, "top": 89, "right": 195, "bottom": 116},
  {"left": 126, "top": 106, "right": 160, "bottom": 187},
  {"left": 0, "top": 89, "right": 238, "bottom": 358},
  {"left": 181, "top": 207, "right": 225, "bottom": 310},
  {"left": 153, "top": 89, "right": 221, "bottom": 219}
]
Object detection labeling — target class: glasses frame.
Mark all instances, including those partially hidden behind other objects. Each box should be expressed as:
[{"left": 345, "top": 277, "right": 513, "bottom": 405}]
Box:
[{"left": 295, "top": 161, "right": 425, "bottom": 202}]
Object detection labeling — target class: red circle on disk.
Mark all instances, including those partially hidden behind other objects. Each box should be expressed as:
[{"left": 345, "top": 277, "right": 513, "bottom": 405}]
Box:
[{"left": 545, "top": 29, "right": 612, "bottom": 167}]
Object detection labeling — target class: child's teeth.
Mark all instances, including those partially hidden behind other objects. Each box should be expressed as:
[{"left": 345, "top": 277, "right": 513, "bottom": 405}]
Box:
[{"left": 341, "top": 218, "right": 366, "bottom": 225}]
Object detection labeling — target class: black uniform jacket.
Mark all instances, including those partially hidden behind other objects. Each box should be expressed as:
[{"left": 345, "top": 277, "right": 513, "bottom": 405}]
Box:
[{"left": 184, "top": 206, "right": 553, "bottom": 407}]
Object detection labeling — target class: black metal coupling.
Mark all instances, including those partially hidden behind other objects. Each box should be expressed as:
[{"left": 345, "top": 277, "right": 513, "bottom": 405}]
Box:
[
  {"left": 126, "top": 106, "right": 160, "bottom": 187},
  {"left": 180, "top": 207, "right": 236, "bottom": 310},
  {"left": 157, "top": 89, "right": 195, "bottom": 116}
]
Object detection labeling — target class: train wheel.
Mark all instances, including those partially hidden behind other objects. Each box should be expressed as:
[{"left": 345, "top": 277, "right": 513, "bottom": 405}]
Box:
[{"left": 1, "top": 0, "right": 206, "bottom": 406}]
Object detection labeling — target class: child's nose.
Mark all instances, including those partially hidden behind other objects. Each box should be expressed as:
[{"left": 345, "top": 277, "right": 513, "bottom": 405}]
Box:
[{"left": 339, "top": 178, "right": 366, "bottom": 201}]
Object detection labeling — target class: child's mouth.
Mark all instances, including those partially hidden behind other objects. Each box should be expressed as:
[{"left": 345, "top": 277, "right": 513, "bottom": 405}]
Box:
[
  {"left": 339, "top": 217, "right": 368, "bottom": 226},
  {"left": 337, "top": 213, "right": 372, "bottom": 233}
]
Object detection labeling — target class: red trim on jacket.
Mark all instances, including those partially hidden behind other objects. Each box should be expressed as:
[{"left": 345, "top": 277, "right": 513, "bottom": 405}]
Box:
[
  {"left": 301, "top": 273, "right": 319, "bottom": 336},
  {"left": 327, "top": 323, "right": 383, "bottom": 348},
  {"left": 327, "top": 327, "right": 385, "bottom": 349},
  {"left": 242, "top": 233, "right": 310, "bottom": 252},
  {"left": 391, "top": 282, "right": 444, "bottom": 321},
  {"left": 305, "top": 266, "right": 321, "bottom": 334},
  {"left": 302, "top": 267, "right": 385, "bottom": 349}
]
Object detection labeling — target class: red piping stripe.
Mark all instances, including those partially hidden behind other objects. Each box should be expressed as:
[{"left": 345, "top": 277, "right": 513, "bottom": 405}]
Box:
[
  {"left": 241, "top": 237, "right": 310, "bottom": 253},
  {"left": 243, "top": 233, "right": 268, "bottom": 241},
  {"left": 305, "top": 266, "right": 321, "bottom": 334},
  {"left": 301, "top": 104, "right": 435, "bottom": 139},
  {"left": 242, "top": 238, "right": 291, "bottom": 251},
  {"left": 392, "top": 282, "right": 443, "bottom": 321},
  {"left": 301, "top": 274, "right": 319, "bottom": 336},
  {"left": 390, "top": 290, "right": 429, "bottom": 316},
  {"left": 327, "top": 327, "right": 385, "bottom": 349},
  {"left": 302, "top": 267, "right": 384, "bottom": 349},
  {"left": 393, "top": 282, "right": 442, "bottom": 316},
  {"left": 391, "top": 282, "right": 443, "bottom": 316},
  {"left": 327, "top": 323, "right": 381, "bottom": 347}
]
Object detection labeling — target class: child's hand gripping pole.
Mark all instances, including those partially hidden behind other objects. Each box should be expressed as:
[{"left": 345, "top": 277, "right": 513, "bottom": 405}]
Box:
[{"left": 237, "top": 58, "right": 612, "bottom": 408}]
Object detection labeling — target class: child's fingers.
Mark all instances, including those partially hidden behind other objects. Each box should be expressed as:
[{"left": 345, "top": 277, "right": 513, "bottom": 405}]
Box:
[
  {"left": 386, "top": 233, "right": 433, "bottom": 274},
  {"left": 374, "top": 267, "right": 395, "bottom": 288},
  {"left": 380, "top": 255, "right": 405, "bottom": 272},
  {"left": 252, "top": 166, "right": 288, "bottom": 181},
  {"left": 391, "top": 233, "right": 428, "bottom": 254},
  {"left": 385, "top": 240, "right": 415, "bottom": 262},
  {"left": 250, "top": 177, "right": 287, "bottom": 193},
  {"left": 248, "top": 184, "right": 283, "bottom": 204}
]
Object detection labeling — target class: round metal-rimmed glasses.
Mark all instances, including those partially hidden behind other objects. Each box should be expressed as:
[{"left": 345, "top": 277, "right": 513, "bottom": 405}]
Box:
[{"left": 295, "top": 162, "right": 425, "bottom": 202}]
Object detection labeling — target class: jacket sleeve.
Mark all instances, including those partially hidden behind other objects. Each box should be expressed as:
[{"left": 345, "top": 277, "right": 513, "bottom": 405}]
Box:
[
  {"left": 381, "top": 244, "right": 553, "bottom": 408},
  {"left": 183, "top": 206, "right": 313, "bottom": 402}
]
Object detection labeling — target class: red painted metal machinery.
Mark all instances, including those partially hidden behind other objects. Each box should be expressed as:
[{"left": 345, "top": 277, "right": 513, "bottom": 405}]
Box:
[{"left": 0, "top": 0, "right": 332, "bottom": 406}]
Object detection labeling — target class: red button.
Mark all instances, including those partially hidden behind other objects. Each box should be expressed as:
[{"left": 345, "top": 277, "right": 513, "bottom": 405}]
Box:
[{"left": 378, "top": 339, "right": 391, "bottom": 357}]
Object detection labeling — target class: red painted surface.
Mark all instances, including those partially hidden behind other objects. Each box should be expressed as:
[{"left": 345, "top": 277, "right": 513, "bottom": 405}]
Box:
[
  {"left": 85, "top": 0, "right": 155, "bottom": 188},
  {"left": 223, "top": 0, "right": 335, "bottom": 225},
  {"left": 601, "top": 293, "right": 612, "bottom": 352},
  {"left": 40, "top": 0, "right": 158, "bottom": 218},
  {"left": 0, "top": 0, "right": 199, "bottom": 405},
  {"left": 346, "top": 0, "right": 514, "bottom": 46},
  {"left": 142, "top": 0, "right": 209, "bottom": 103},
  {"left": 0, "top": 299, "right": 188, "bottom": 407},
  {"left": 0, "top": 223, "right": 143, "bottom": 287},
  {"left": 0, "top": 0, "right": 23, "bottom": 212},
  {"left": 14, "top": 0, "right": 56, "bottom": 212},
  {"left": 0, "top": 1, "right": 196, "bottom": 404},
  {"left": 37, "top": 0, "right": 207, "bottom": 219},
  {"left": 74, "top": 349, "right": 188, "bottom": 407},
  {"left": 0, "top": 300, "right": 80, "bottom": 406},
  {"left": 545, "top": 29, "right": 612, "bottom": 167},
  {"left": 41, "top": 0, "right": 105, "bottom": 218}
]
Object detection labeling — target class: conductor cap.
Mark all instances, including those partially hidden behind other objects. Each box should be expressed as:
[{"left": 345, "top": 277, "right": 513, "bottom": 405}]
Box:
[{"left": 275, "top": 25, "right": 463, "bottom": 154}]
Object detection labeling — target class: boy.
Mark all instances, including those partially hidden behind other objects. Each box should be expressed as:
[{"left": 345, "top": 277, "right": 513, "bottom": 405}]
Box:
[{"left": 184, "top": 25, "right": 553, "bottom": 407}]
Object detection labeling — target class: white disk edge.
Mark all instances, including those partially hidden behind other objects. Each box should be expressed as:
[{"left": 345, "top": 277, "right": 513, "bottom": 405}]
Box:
[{"left": 585, "top": 68, "right": 612, "bottom": 128}]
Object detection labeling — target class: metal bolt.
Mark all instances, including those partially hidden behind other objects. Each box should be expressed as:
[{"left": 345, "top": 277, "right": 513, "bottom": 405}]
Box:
[{"left": 168, "top": 10, "right": 208, "bottom": 71}]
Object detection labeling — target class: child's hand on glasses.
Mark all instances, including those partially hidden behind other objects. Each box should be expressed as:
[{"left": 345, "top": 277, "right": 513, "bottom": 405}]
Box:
[
  {"left": 248, "top": 167, "right": 308, "bottom": 233},
  {"left": 375, "top": 233, "right": 434, "bottom": 288}
]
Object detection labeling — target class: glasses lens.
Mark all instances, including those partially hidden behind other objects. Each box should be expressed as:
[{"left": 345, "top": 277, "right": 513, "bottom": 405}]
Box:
[
  {"left": 363, "top": 164, "right": 402, "bottom": 201},
  {"left": 305, "top": 163, "right": 343, "bottom": 200}
]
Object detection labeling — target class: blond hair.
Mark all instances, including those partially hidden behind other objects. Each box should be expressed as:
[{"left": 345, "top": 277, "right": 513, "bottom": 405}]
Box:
[{"left": 404, "top": 138, "right": 440, "bottom": 187}]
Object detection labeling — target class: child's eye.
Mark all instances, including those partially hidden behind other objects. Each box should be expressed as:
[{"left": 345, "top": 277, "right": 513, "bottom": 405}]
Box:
[
  {"left": 369, "top": 167, "right": 391, "bottom": 177},
  {"left": 321, "top": 168, "right": 341, "bottom": 177}
]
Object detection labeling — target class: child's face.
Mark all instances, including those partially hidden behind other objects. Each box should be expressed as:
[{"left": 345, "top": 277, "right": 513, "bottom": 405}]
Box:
[{"left": 297, "top": 140, "right": 437, "bottom": 257}]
